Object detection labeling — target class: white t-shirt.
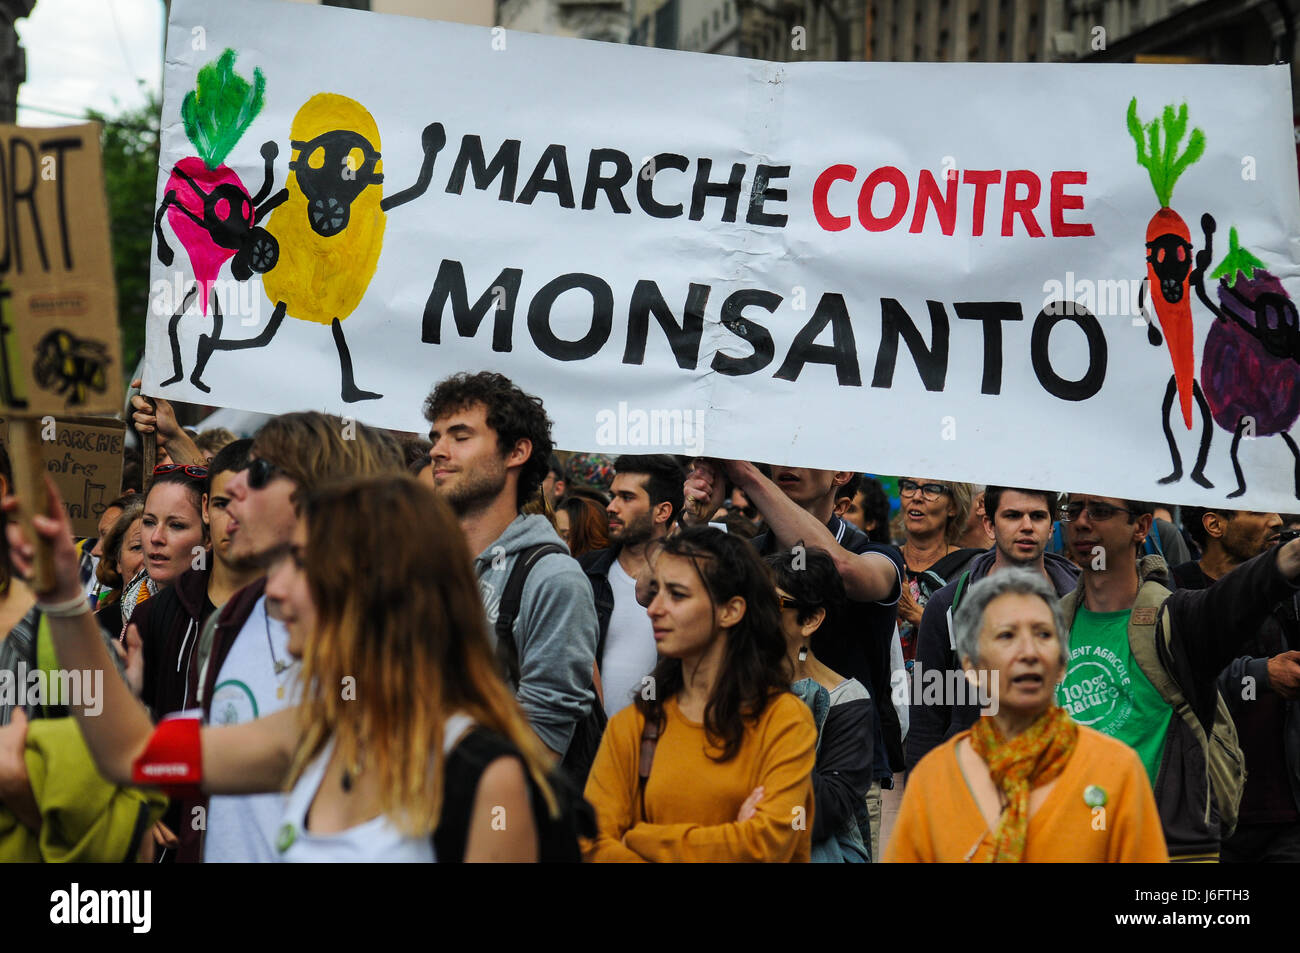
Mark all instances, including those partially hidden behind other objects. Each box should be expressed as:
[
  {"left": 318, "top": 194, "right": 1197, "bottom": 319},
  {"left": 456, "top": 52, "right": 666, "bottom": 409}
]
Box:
[
  {"left": 277, "top": 714, "right": 474, "bottom": 863},
  {"left": 600, "top": 557, "right": 658, "bottom": 719},
  {"left": 204, "top": 595, "right": 299, "bottom": 863}
]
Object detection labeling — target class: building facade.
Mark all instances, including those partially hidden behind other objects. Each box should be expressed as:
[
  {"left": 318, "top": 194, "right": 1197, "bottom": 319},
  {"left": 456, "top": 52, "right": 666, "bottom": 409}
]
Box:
[
  {"left": 498, "top": 0, "right": 630, "bottom": 43},
  {"left": 0, "top": 0, "right": 35, "bottom": 124}
]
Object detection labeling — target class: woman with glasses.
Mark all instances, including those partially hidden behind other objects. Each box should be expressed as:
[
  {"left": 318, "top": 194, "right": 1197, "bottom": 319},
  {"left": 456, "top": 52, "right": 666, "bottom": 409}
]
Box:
[
  {"left": 583, "top": 527, "right": 817, "bottom": 862},
  {"left": 896, "top": 478, "right": 983, "bottom": 669}
]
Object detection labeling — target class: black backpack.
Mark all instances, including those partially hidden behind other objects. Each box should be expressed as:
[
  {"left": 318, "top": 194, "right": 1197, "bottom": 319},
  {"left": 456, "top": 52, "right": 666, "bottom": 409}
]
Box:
[
  {"left": 433, "top": 725, "right": 595, "bottom": 863},
  {"left": 494, "top": 542, "right": 609, "bottom": 789}
]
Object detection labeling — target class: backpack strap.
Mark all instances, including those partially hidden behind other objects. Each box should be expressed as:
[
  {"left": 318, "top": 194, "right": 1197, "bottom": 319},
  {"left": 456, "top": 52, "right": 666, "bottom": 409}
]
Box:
[
  {"left": 494, "top": 542, "right": 568, "bottom": 686},
  {"left": 637, "top": 715, "right": 660, "bottom": 823},
  {"left": 946, "top": 570, "right": 972, "bottom": 653},
  {"left": 1125, "top": 581, "right": 1219, "bottom": 828}
]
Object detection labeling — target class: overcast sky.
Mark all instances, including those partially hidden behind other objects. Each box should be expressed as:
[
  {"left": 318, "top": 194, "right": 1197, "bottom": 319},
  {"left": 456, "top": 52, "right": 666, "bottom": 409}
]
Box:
[{"left": 15, "top": 0, "right": 165, "bottom": 126}]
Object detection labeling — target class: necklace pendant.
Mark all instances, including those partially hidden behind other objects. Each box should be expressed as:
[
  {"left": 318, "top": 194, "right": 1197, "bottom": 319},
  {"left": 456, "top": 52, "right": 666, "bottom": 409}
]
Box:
[{"left": 277, "top": 684, "right": 285, "bottom": 699}]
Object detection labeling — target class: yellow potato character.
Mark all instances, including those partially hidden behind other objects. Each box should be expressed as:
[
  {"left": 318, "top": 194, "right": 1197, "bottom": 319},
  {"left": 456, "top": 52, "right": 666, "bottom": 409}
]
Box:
[{"left": 191, "top": 93, "right": 444, "bottom": 402}]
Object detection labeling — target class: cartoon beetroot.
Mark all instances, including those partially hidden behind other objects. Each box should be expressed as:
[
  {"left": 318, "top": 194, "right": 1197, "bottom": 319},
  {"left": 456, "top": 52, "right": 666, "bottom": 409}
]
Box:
[{"left": 153, "top": 49, "right": 285, "bottom": 388}]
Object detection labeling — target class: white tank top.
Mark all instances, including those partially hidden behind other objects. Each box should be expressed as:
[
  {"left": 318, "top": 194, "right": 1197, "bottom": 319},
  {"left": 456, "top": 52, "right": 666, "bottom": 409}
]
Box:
[{"left": 276, "top": 713, "right": 475, "bottom": 863}]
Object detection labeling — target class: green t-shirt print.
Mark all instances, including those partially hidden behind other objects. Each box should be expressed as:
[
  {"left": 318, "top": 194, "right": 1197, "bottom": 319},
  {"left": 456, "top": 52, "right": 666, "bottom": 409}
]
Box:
[{"left": 1058, "top": 606, "right": 1173, "bottom": 785}]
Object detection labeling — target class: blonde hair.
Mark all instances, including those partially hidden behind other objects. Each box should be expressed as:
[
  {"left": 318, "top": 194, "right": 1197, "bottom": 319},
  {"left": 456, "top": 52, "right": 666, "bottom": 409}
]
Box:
[
  {"left": 251, "top": 412, "right": 403, "bottom": 498},
  {"left": 944, "top": 482, "right": 974, "bottom": 545},
  {"left": 285, "top": 475, "right": 558, "bottom": 837}
]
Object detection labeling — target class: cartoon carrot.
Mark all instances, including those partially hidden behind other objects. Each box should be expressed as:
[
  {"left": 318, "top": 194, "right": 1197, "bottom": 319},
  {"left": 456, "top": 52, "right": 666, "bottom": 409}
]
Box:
[{"left": 1127, "top": 98, "right": 1206, "bottom": 430}]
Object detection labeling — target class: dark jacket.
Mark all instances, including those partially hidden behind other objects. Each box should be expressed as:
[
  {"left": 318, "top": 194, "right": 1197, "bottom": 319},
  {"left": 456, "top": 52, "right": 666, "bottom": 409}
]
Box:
[
  {"left": 1176, "top": 561, "right": 1300, "bottom": 821},
  {"left": 167, "top": 577, "right": 267, "bottom": 864},
  {"left": 905, "top": 550, "right": 1080, "bottom": 772},
  {"left": 753, "top": 516, "right": 905, "bottom": 776},
  {"left": 1060, "top": 550, "right": 1300, "bottom": 859},
  {"left": 133, "top": 567, "right": 213, "bottom": 720},
  {"left": 577, "top": 544, "right": 620, "bottom": 666}
]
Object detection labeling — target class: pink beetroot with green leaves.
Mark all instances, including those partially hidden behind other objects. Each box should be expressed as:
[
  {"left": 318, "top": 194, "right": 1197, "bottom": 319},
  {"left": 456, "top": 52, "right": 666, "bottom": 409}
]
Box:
[{"left": 161, "top": 49, "right": 266, "bottom": 315}]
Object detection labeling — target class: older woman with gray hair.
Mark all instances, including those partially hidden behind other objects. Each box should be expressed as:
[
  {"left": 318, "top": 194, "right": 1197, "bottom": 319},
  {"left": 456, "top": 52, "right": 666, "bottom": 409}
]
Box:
[{"left": 885, "top": 569, "right": 1168, "bottom": 863}]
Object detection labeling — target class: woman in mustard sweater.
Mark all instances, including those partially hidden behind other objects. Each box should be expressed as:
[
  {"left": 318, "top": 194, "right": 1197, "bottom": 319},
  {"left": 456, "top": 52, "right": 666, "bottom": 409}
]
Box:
[
  {"left": 583, "top": 527, "right": 817, "bottom": 862},
  {"left": 886, "top": 568, "right": 1168, "bottom": 863}
]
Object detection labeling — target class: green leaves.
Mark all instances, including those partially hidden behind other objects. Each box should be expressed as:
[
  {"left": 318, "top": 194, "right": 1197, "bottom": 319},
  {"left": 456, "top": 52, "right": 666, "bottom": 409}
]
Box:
[
  {"left": 1126, "top": 97, "right": 1205, "bottom": 208},
  {"left": 1210, "top": 226, "right": 1269, "bottom": 288},
  {"left": 181, "top": 49, "right": 266, "bottom": 170}
]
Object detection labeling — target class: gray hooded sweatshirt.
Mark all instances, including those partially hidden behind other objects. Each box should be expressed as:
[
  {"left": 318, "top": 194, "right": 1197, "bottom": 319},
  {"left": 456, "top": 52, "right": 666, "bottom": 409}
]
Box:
[{"left": 474, "top": 514, "right": 598, "bottom": 754}]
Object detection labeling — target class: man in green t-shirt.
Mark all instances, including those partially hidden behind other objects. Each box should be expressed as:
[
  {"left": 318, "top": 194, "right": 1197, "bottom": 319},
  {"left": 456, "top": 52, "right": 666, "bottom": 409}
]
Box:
[{"left": 1057, "top": 492, "right": 1300, "bottom": 860}]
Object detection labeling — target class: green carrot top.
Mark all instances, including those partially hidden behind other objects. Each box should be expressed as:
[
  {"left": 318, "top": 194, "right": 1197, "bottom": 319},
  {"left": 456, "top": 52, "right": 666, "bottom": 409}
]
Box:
[
  {"left": 1210, "top": 227, "right": 1269, "bottom": 288},
  {"left": 1126, "top": 98, "right": 1206, "bottom": 209},
  {"left": 181, "top": 48, "right": 266, "bottom": 170}
]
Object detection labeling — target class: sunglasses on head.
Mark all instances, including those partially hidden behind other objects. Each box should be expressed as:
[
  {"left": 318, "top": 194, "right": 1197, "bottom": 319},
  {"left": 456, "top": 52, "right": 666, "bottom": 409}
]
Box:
[
  {"left": 153, "top": 463, "right": 208, "bottom": 480},
  {"left": 1058, "top": 501, "right": 1133, "bottom": 522},
  {"left": 244, "top": 457, "right": 282, "bottom": 490}
]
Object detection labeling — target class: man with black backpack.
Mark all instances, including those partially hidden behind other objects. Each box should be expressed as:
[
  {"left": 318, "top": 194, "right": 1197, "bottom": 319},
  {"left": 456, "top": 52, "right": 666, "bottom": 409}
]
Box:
[
  {"left": 1057, "top": 492, "right": 1300, "bottom": 861},
  {"left": 424, "top": 372, "right": 602, "bottom": 785}
]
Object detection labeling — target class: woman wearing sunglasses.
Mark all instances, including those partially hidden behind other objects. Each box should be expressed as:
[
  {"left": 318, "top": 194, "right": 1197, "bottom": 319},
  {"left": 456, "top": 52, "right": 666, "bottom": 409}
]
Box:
[
  {"left": 896, "top": 477, "right": 984, "bottom": 669},
  {"left": 5, "top": 473, "right": 558, "bottom": 862}
]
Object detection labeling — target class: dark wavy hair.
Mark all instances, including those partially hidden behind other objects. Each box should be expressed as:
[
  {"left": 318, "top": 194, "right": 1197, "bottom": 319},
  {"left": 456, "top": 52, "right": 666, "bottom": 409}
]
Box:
[
  {"left": 612, "top": 454, "right": 687, "bottom": 524},
  {"left": 765, "top": 547, "right": 845, "bottom": 629},
  {"left": 423, "top": 371, "right": 553, "bottom": 511},
  {"left": 635, "top": 526, "right": 791, "bottom": 762},
  {"left": 983, "top": 486, "right": 1059, "bottom": 524}
]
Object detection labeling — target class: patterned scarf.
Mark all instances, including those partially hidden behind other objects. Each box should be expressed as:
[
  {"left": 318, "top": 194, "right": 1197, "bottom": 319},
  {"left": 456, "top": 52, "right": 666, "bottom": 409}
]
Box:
[
  {"left": 969, "top": 705, "right": 1078, "bottom": 863},
  {"left": 119, "top": 569, "right": 159, "bottom": 641}
]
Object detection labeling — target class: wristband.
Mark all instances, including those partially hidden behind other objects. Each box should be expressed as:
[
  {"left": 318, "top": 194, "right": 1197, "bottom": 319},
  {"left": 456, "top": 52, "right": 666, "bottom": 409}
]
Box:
[
  {"left": 133, "top": 714, "right": 203, "bottom": 797},
  {"left": 37, "top": 594, "right": 93, "bottom": 618}
]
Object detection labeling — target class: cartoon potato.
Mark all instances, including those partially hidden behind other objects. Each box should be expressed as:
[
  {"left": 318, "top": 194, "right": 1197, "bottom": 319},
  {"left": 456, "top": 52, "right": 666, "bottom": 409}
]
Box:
[{"left": 190, "top": 92, "right": 444, "bottom": 402}]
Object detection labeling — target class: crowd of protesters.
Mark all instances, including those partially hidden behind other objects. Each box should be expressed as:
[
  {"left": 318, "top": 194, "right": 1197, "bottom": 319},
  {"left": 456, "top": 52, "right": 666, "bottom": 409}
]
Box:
[{"left": 0, "top": 371, "right": 1298, "bottom": 863}]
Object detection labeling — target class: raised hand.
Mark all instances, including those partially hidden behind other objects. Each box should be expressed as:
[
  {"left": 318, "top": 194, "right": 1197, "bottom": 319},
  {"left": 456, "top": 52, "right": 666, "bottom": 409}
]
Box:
[
  {"left": 2, "top": 476, "right": 84, "bottom": 603},
  {"left": 683, "top": 458, "right": 727, "bottom": 525}
]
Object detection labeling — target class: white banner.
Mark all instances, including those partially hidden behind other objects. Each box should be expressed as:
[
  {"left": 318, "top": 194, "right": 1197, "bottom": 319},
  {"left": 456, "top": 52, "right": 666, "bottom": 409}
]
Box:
[{"left": 144, "top": 0, "right": 1300, "bottom": 512}]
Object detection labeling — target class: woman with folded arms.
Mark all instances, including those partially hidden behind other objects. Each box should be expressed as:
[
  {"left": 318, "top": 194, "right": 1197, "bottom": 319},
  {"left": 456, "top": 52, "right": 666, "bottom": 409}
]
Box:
[
  {"left": 5, "top": 473, "right": 558, "bottom": 862},
  {"left": 886, "top": 569, "right": 1168, "bottom": 863},
  {"left": 583, "top": 526, "right": 816, "bottom": 862}
]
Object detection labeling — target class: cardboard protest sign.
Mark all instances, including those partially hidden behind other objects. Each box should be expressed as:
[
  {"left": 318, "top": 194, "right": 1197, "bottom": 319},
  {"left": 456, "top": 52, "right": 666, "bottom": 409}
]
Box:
[
  {"left": 0, "top": 415, "right": 125, "bottom": 538},
  {"left": 144, "top": 0, "right": 1300, "bottom": 512},
  {"left": 0, "top": 123, "right": 122, "bottom": 417}
]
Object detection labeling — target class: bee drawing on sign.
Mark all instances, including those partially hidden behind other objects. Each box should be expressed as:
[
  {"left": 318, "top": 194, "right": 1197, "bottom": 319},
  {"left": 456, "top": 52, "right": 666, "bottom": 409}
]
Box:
[{"left": 32, "top": 329, "right": 111, "bottom": 407}]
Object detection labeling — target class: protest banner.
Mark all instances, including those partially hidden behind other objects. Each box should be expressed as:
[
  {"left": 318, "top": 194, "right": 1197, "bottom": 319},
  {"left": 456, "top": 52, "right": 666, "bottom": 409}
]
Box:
[
  {"left": 0, "top": 415, "right": 124, "bottom": 538},
  {"left": 0, "top": 123, "right": 122, "bottom": 417},
  {"left": 2, "top": 121, "right": 121, "bottom": 585},
  {"left": 144, "top": 0, "right": 1300, "bottom": 512}
]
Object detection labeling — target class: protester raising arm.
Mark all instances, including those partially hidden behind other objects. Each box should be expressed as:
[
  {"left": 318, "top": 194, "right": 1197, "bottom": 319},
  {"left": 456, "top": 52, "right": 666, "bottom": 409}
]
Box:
[
  {"left": 684, "top": 459, "right": 898, "bottom": 603},
  {"left": 3, "top": 478, "right": 297, "bottom": 795}
]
